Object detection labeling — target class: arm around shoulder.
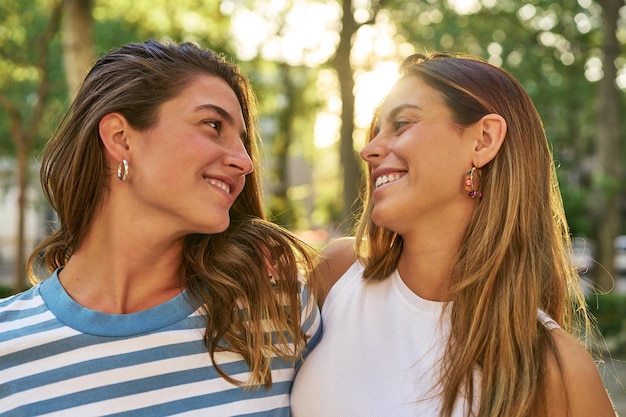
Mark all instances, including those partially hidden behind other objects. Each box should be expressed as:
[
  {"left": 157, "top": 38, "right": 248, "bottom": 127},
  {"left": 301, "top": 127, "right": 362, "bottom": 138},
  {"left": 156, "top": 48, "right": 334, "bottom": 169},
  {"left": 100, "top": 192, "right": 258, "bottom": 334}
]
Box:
[
  {"left": 311, "top": 237, "right": 356, "bottom": 309},
  {"left": 546, "top": 328, "right": 617, "bottom": 417}
]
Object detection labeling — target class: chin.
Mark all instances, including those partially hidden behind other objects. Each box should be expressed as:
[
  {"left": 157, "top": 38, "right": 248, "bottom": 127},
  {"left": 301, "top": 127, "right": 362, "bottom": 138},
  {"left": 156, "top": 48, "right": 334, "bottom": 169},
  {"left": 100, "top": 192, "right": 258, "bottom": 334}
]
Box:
[
  {"left": 199, "top": 218, "right": 231, "bottom": 235},
  {"left": 213, "top": 221, "right": 231, "bottom": 234},
  {"left": 371, "top": 210, "right": 392, "bottom": 230},
  {"left": 372, "top": 207, "right": 407, "bottom": 234}
]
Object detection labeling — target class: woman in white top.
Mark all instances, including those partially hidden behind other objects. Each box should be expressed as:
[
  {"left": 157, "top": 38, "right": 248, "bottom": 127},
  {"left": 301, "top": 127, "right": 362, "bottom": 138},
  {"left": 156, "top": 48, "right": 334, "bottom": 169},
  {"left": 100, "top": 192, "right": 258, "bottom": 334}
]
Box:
[{"left": 291, "top": 52, "right": 616, "bottom": 417}]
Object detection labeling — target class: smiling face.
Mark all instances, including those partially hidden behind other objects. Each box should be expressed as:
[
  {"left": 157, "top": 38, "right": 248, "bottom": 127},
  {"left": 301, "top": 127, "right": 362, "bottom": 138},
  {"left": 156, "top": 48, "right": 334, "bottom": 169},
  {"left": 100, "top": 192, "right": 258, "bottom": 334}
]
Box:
[
  {"left": 127, "top": 74, "right": 253, "bottom": 236},
  {"left": 360, "top": 75, "right": 477, "bottom": 238}
]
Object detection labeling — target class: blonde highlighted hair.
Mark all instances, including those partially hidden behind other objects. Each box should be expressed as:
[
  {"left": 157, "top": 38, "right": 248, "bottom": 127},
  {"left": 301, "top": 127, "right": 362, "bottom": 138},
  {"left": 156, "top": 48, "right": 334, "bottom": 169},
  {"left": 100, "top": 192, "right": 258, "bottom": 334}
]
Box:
[{"left": 355, "top": 52, "right": 589, "bottom": 416}]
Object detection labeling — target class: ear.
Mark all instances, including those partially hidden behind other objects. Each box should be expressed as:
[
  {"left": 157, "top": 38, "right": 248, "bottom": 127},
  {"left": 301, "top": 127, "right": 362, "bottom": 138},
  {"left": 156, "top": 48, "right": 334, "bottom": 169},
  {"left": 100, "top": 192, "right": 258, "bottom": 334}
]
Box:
[
  {"left": 472, "top": 113, "right": 506, "bottom": 167},
  {"left": 99, "top": 112, "right": 131, "bottom": 162}
]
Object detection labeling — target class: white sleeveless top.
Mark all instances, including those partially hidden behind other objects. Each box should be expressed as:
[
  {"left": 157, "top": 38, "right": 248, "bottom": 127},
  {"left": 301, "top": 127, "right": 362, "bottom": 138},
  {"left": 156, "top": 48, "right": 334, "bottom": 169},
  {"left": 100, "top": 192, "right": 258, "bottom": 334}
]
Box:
[{"left": 291, "top": 262, "right": 558, "bottom": 417}]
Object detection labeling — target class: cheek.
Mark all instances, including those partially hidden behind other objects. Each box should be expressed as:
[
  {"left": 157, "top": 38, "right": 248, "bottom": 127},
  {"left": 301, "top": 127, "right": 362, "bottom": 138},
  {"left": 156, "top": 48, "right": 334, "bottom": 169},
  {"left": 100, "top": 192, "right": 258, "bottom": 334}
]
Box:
[
  {"left": 137, "top": 150, "right": 190, "bottom": 188},
  {"left": 233, "top": 176, "right": 247, "bottom": 197}
]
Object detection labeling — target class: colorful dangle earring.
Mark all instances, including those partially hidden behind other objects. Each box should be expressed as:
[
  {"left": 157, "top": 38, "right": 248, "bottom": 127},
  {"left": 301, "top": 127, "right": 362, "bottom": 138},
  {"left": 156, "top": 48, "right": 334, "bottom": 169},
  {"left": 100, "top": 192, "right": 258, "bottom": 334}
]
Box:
[{"left": 464, "top": 167, "right": 483, "bottom": 199}]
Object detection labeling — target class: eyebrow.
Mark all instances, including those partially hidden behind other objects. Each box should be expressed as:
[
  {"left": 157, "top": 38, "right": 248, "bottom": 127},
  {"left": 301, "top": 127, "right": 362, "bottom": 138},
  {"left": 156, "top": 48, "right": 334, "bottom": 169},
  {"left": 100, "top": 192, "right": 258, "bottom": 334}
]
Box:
[
  {"left": 386, "top": 103, "right": 421, "bottom": 122},
  {"left": 375, "top": 103, "right": 422, "bottom": 131},
  {"left": 193, "top": 103, "right": 248, "bottom": 141}
]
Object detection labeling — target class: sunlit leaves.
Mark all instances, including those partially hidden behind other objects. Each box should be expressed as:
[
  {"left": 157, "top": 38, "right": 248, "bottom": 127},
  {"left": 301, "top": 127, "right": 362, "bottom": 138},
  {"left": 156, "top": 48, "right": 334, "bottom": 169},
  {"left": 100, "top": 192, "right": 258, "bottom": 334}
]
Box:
[
  {"left": 0, "top": 63, "right": 39, "bottom": 86},
  {"left": 224, "top": 0, "right": 341, "bottom": 65},
  {"left": 0, "top": 0, "right": 65, "bottom": 154},
  {"left": 93, "top": 0, "right": 232, "bottom": 52}
]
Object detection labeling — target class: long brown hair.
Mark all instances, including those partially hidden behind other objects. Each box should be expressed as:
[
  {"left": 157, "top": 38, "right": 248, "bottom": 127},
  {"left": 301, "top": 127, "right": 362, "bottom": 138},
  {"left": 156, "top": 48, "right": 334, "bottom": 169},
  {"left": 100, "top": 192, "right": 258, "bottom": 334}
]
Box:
[
  {"left": 355, "top": 52, "right": 590, "bottom": 416},
  {"left": 27, "top": 40, "right": 317, "bottom": 387}
]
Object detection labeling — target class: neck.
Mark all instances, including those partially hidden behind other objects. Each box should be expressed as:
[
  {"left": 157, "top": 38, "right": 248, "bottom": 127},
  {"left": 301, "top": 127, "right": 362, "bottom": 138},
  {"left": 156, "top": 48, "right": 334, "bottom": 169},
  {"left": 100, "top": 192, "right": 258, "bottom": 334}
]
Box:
[
  {"left": 397, "top": 241, "right": 456, "bottom": 302},
  {"left": 396, "top": 214, "right": 470, "bottom": 302},
  {"left": 59, "top": 212, "right": 186, "bottom": 314}
]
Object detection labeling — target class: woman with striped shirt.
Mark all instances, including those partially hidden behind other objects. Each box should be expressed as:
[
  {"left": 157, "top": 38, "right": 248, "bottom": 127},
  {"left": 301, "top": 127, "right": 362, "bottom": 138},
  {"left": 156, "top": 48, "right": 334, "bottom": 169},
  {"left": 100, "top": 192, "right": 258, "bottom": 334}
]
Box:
[{"left": 0, "top": 40, "right": 320, "bottom": 416}]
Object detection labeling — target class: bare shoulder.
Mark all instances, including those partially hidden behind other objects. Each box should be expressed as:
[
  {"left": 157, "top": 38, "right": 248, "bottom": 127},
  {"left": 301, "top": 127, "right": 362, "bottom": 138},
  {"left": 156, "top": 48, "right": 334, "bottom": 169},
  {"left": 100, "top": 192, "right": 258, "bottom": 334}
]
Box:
[
  {"left": 546, "top": 327, "right": 616, "bottom": 417},
  {"left": 312, "top": 237, "right": 356, "bottom": 308}
]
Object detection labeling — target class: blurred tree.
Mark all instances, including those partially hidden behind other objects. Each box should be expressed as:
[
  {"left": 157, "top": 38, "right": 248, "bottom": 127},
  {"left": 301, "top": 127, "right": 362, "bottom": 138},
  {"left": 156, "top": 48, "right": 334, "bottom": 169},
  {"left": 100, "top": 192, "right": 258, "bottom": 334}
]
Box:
[
  {"left": 0, "top": 0, "right": 64, "bottom": 291},
  {"left": 221, "top": 0, "right": 394, "bottom": 232},
  {"left": 62, "top": 0, "right": 94, "bottom": 98},
  {"left": 270, "top": 63, "right": 299, "bottom": 228},
  {"left": 331, "top": 0, "right": 388, "bottom": 232},
  {"left": 219, "top": 0, "right": 333, "bottom": 229},
  {"left": 222, "top": 2, "right": 321, "bottom": 228},
  {"left": 255, "top": 62, "right": 323, "bottom": 229},
  {"left": 592, "top": 0, "right": 624, "bottom": 290},
  {"left": 93, "top": 0, "right": 232, "bottom": 54}
]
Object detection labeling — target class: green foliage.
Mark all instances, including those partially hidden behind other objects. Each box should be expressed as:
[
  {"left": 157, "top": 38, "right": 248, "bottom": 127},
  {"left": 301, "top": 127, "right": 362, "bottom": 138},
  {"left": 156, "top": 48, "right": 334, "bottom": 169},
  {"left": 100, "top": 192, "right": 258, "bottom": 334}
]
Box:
[
  {"left": 559, "top": 179, "right": 593, "bottom": 237},
  {"left": 0, "top": 0, "right": 67, "bottom": 155},
  {"left": 93, "top": 0, "right": 233, "bottom": 55},
  {"left": 587, "top": 292, "right": 626, "bottom": 358},
  {"left": 242, "top": 59, "right": 328, "bottom": 229},
  {"left": 0, "top": 284, "right": 16, "bottom": 299}
]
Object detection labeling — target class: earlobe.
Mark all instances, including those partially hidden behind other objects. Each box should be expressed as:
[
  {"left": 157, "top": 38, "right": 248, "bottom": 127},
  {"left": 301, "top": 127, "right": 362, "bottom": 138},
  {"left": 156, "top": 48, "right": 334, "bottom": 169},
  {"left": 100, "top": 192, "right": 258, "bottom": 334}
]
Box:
[
  {"left": 474, "top": 113, "right": 506, "bottom": 167},
  {"left": 99, "top": 112, "right": 131, "bottom": 161}
]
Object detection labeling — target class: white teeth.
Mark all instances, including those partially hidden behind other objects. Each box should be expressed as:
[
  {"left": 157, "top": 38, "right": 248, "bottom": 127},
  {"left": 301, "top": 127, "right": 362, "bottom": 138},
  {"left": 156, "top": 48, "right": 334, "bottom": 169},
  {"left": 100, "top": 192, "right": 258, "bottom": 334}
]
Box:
[
  {"left": 206, "top": 178, "right": 231, "bottom": 194},
  {"left": 375, "top": 173, "right": 401, "bottom": 188}
]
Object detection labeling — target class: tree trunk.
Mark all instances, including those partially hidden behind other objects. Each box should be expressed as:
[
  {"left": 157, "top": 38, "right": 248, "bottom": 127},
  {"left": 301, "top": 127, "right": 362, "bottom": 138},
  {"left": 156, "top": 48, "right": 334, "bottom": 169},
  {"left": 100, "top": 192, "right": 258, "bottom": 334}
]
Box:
[
  {"left": 0, "top": 96, "right": 28, "bottom": 292},
  {"left": 62, "top": 0, "right": 94, "bottom": 98},
  {"left": 592, "top": 0, "right": 623, "bottom": 291},
  {"left": 15, "top": 139, "right": 28, "bottom": 291},
  {"left": 270, "top": 63, "right": 296, "bottom": 228},
  {"left": 334, "top": 0, "right": 361, "bottom": 233},
  {"left": 0, "top": 2, "right": 64, "bottom": 291}
]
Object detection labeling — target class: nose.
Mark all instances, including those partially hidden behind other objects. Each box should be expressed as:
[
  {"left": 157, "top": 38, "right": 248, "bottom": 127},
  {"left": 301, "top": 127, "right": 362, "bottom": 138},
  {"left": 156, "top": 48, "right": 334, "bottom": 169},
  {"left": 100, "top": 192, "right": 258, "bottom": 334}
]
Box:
[
  {"left": 225, "top": 139, "right": 254, "bottom": 175},
  {"left": 360, "top": 133, "right": 386, "bottom": 164}
]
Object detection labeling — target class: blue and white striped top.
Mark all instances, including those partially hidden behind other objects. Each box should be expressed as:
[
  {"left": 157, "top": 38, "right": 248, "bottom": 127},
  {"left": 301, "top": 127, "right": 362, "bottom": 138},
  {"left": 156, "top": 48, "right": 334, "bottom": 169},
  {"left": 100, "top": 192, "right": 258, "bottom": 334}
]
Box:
[{"left": 0, "top": 271, "right": 321, "bottom": 416}]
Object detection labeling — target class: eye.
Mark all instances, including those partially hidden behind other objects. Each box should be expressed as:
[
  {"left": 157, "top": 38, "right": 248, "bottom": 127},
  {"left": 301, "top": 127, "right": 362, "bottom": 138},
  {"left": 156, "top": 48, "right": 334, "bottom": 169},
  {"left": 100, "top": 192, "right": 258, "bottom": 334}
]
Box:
[
  {"left": 393, "top": 119, "right": 409, "bottom": 132},
  {"left": 204, "top": 120, "right": 221, "bottom": 131}
]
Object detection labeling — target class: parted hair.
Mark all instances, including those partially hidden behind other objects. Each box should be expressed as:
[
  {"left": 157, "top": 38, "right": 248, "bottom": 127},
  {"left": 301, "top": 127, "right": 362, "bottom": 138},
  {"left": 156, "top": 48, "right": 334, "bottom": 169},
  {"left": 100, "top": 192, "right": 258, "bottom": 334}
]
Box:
[
  {"left": 27, "top": 40, "right": 316, "bottom": 387},
  {"left": 355, "top": 52, "right": 590, "bottom": 417}
]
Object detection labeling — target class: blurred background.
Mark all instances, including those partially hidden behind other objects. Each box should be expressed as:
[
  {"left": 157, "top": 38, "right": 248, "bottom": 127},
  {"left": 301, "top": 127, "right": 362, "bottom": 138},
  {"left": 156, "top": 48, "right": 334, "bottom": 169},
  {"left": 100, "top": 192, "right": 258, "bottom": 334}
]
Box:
[{"left": 0, "top": 0, "right": 625, "bottom": 410}]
